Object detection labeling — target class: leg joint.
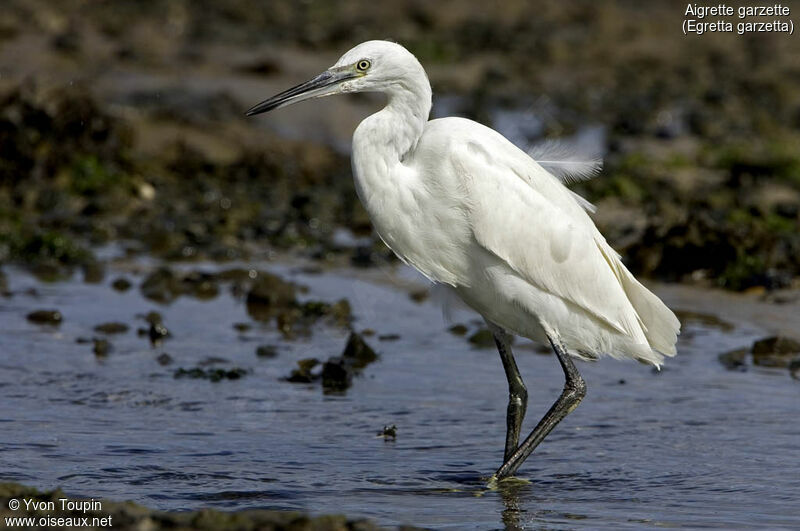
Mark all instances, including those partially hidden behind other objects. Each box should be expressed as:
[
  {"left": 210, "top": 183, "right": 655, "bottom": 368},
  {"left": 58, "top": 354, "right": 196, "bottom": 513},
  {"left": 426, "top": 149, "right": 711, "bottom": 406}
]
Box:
[
  {"left": 510, "top": 382, "right": 528, "bottom": 403},
  {"left": 565, "top": 374, "right": 586, "bottom": 401}
]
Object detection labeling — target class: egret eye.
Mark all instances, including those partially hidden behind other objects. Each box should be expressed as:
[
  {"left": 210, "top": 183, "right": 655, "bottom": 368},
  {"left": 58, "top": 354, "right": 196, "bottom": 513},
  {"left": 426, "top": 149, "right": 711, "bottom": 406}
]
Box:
[{"left": 356, "top": 59, "right": 371, "bottom": 72}]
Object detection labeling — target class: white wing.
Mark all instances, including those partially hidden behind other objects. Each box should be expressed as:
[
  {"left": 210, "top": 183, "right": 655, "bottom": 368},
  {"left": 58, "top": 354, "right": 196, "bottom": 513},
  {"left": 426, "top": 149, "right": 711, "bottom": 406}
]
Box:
[{"left": 425, "top": 118, "right": 679, "bottom": 359}]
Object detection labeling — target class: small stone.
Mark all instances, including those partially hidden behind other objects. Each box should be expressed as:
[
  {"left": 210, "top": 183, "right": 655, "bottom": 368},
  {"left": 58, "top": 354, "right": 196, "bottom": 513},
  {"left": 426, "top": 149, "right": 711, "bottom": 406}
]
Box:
[
  {"left": 245, "top": 272, "right": 297, "bottom": 317},
  {"left": 322, "top": 357, "right": 352, "bottom": 391},
  {"left": 448, "top": 324, "right": 468, "bottom": 336},
  {"left": 111, "top": 277, "right": 132, "bottom": 292},
  {"left": 233, "top": 322, "right": 252, "bottom": 332},
  {"left": 93, "top": 322, "right": 129, "bottom": 334},
  {"left": 752, "top": 336, "right": 800, "bottom": 368},
  {"left": 149, "top": 322, "right": 170, "bottom": 345},
  {"left": 409, "top": 289, "right": 428, "bottom": 303},
  {"left": 789, "top": 358, "right": 800, "bottom": 380},
  {"left": 342, "top": 332, "right": 378, "bottom": 369},
  {"left": 199, "top": 356, "right": 229, "bottom": 366},
  {"left": 718, "top": 348, "right": 748, "bottom": 371},
  {"left": 27, "top": 310, "right": 62, "bottom": 325},
  {"left": 378, "top": 334, "right": 400, "bottom": 341},
  {"left": 256, "top": 345, "right": 278, "bottom": 358},
  {"left": 174, "top": 367, "right": 247, "bottom": 381},
  {"left": 140, "top": 311, "right": 163, "bottom": 325},
  {"left": 93, "top": 338, "right": 112, "bottom": 356},
  {"left": 156, "top": 353, "right": 173, "bottom": 366},
  {"left": 468, "top": 328, "right": 495, "bottom": 348},
  {"left": 378, "top": 425, "right": 397, "bottom": 440},
  {"left": 82, "top": 261, "right": 105, "bottom": 284},
  {"left": 286, "top": 358, "right": 320, "bottom": 383}
]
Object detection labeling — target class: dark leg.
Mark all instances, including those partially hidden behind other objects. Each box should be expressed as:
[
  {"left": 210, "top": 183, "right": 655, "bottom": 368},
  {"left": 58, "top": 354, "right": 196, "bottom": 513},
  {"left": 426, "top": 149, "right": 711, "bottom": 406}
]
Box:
[
  {"left": 494, "top": 332, "right": 586, "bottom": 480},
  {"left": 487, "top": 322, "right": 528, "bottom": 462}
]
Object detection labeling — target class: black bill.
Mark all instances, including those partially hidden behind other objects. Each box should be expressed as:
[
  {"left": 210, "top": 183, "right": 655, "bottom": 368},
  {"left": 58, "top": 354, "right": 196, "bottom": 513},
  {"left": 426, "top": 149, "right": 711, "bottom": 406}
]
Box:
[{"left": 245, "top": 68, "right": 358, "bottom": 116}]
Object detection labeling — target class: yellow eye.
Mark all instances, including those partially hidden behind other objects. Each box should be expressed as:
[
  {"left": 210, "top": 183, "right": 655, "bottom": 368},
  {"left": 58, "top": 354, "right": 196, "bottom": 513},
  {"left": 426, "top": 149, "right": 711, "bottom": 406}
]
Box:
[{"left": 356, "top": 59, "right": 371, "bottom": 72}]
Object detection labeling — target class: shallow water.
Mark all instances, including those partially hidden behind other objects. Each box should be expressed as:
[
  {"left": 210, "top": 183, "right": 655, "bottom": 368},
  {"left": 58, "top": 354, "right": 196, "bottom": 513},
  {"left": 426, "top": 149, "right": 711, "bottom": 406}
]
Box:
[{"left": 1, "top": 259, "right": 798, "bottom": 529}]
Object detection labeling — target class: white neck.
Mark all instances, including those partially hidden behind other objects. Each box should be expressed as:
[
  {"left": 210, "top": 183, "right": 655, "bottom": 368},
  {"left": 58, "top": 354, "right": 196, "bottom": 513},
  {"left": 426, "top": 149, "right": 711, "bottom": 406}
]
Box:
[{"left": 352, "top": 79, "right": 432, "bottom": 179}]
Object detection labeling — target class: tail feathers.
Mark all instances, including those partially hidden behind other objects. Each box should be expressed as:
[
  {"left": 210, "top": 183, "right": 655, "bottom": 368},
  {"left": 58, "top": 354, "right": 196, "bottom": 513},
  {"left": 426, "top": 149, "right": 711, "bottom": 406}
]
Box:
[
  {"left": 595, "top": 239, "right": 680, "bottom": 358},
  {"left": 618, "top": 265, "right": 680, "bottom": 357}
]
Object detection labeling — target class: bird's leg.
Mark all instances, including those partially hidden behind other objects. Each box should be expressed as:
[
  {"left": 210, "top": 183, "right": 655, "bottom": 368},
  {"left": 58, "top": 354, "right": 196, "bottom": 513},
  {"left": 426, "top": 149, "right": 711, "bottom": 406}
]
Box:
[
  {"left": 487, "top": 322, "right": 528, "bottom": 462},
  {"left": 494, "top": 333, "right": 586, "bottom": 480}
]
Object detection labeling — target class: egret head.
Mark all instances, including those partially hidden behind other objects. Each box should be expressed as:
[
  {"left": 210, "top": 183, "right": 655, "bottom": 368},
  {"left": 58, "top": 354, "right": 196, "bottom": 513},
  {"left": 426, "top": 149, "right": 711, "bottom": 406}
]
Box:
[{"left": 245, "top": 40, "right": 428, "bottom": 116}]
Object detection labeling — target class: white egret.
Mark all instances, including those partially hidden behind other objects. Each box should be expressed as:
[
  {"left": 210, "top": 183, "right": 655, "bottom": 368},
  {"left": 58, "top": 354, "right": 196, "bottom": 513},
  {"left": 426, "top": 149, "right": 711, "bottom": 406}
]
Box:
[{"left": 246, "top": 40, "right": 680, "bottom": 480}]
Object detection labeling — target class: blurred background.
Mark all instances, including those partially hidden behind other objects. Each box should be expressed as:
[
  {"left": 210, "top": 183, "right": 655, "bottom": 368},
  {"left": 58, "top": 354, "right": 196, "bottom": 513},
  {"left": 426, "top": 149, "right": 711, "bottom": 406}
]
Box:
[
  {"left": 1, "top": 0, "right": 798, "bottom": 289},
  {"left": 1, "top": 1, "right": 799, "bottom": 529}
]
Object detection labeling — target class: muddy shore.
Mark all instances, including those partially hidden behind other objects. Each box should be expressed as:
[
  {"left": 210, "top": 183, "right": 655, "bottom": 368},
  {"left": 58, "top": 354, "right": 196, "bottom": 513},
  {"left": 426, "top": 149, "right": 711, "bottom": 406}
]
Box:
[{"left": 0, "top": 482, "right": 422, "bottom": 530}]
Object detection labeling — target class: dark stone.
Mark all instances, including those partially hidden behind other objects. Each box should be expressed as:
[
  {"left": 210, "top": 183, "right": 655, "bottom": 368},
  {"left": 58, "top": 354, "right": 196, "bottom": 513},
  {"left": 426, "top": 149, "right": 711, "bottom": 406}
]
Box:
[
  {"left": 149, "top": 322, "right": 170, "bottom": 346},
  {"left": 321, "top": 357, "right": 352, "bottom": 391},
  {"left": 82, "top": 261, "right": 105, "bottom": 283},
  {"left": 111, "top": 277, "right": 132, "bottom": 292},
  {"left": 468, "top": 328, "right": 495, "bottom": 348},
  {"left": 718, "top": 348, "right": 748, "bottom": 371},
  {"left": 752, "top": 336, "right": 800, "bottom": 368},
  {"left": 174, "top": 367, "right": 247, "bottom": 381},
  {"left": 256, "top": 345, "right": 278, "bottom": 358},
  {"left": 246, "top": 272, "right": 297, "bottom": 308},
  {"left": 448, "top": 324, "right": 468, "bottom": 336},
  {"left": 26, "top": 310, "right": 62, "bottom": 325},
  {"left": 93, "top": 322, "right": 129, "bottom": 334},
  {"left": 233, "top": 322, "right": 252, "bottom": 332},
  {"left": 156, "top": 353, "right": 173, "bottom": 366},
  {"left": 789, "top": 358, "right": 800, "bottom": 380},
  {"left": 286, "top": 358, "right": 320, "bottom": 383},
  {"left": 140, "top": 267, "right": 180, "bottom": 303},
  {"left": 342, "top": 332, "right": 378, "bottom": 369},
  {"left": 93, "top": 338, "right": 112, "bottom": 356},
  {"left": 378, "top": 425, "right": 397, "bottom": 440},
  {"left": 409, "top": 289, "right": 428, "bottom": 303}
]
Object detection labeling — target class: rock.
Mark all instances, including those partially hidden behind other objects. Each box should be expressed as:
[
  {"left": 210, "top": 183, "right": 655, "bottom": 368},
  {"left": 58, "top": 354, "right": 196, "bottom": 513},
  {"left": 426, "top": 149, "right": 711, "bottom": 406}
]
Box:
[
  {"left": 468, "top": 328, "right": 495, "bottom": 348},
  {"left": 92, "top": 338, "right": 112, "bottom": 356},
  {"left": 26, "top": 310, "right": 62, "bottom": 325},
  {"left": 110, "top": 277, "right": 132, "bottom": 291},
  {"left": 245, "top": 272, "right": 297, "bottom": 309},
  {"left": 198, "top": 357, "right": 229, "bottom": 366},
  {"left": 448, "top": 324, "right": 468, "bottom": 336},
  {"left": 93, "top": 322, "right": 129, "bottom": 334},
  {"left": 751, "top": 336, "right": 800, "bottom": 368},
  {"left": 286, "top": 358, "right": 320, "bottom": 383},
  {"left": 156, "top": 353, "right": 173, "bottom": 366},
  {"left": 342, "top": 332, "right": 378, "bottom": 369},
  {"left": 256, "top": 345, "right": 278, "bottom": 358},
  {"left": 140, "top": 268, "right": 219, "bottom": 303},
  {"left": 718, "top": 348, "right": 748, "bottom": 371},
  {"left": 142, "top": 311, "right": 163, "bottom": 325},
  {"left": 378, "top": 334, "right": 400, "bottom": 341},
  {"left": 233, "top": 322, "right": 251, "bottom": 332},
  {"left": 789, "top": 358, "right": 800, "bottom": 380},
  {"left": 81, "top": 261, "right": 105, "bottom": 283},
  {"left": 409, "top": 289, "right": 429, "bottom": 303},
  {"left": 149, "top": 322, "right": 170, "bottom": 346},
  {"left": 174, "top": 367, "right": 247, "bottom": 381},
  {"left": 378, "top": 425, "right": 397, "bottom": 440},
  {"left": 321, "top": 357, "right": 352, "bottom": 391},
  {"left": 0, "top": 481, "right": 397, "bottom": 530},
  {"left": 140, "top": 268, "right": 180, "bottom": 303}
]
